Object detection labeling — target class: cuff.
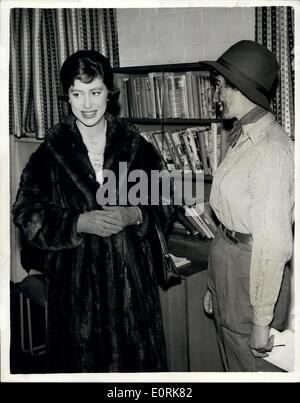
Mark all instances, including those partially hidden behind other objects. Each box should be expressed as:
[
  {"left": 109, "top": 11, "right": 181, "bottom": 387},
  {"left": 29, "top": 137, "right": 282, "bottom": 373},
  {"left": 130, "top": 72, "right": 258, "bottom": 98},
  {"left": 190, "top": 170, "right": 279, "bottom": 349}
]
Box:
[
  {"left": 77, "top": 213, "right": 85, "bottom": 233},
  {"left": 134, "top": 206, "right": 150, "bottom": 238},
  {"left": 135, "top": 207, "right": 143, "bottom": 225},
  {"left": 253, "top": 306, "right": 274, "bottom": 327}
]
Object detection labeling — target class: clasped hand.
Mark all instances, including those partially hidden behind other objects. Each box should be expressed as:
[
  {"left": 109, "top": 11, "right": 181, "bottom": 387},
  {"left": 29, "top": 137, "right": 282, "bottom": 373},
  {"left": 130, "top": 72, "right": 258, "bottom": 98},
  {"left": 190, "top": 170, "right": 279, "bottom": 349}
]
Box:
[{"left": 78, "top": 206, "right": 139, "bottom": 237}]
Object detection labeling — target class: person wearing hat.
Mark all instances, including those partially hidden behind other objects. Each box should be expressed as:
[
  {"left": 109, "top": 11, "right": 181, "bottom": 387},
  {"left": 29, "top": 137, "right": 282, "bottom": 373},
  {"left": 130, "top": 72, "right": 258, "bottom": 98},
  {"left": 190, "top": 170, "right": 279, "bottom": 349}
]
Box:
[{"left": 201, "top": 40, "right": 294, "bottom": 371}]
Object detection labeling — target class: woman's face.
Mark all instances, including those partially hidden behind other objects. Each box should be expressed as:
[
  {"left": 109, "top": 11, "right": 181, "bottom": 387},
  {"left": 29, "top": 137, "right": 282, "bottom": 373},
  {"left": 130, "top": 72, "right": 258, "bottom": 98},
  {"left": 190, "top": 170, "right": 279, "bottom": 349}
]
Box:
[
  {"left": 68, "top": 75, "right": 109, "bottom": 128},
  {"left": 213, "top": 75, "right": 238, "bottom": 120}
]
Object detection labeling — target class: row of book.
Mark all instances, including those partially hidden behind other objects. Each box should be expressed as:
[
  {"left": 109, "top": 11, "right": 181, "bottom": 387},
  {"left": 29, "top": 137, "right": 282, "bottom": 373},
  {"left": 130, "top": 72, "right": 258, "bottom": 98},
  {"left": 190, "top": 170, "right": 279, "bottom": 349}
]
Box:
[
  {"left": 175, "top": 202, "right": 219, "bottom": 239},
  {"left": 140, "top": 124, "right": 222, "bottom": 176},
  {"left": 115, "top": 71, "right": 216, "bottom": 119}
]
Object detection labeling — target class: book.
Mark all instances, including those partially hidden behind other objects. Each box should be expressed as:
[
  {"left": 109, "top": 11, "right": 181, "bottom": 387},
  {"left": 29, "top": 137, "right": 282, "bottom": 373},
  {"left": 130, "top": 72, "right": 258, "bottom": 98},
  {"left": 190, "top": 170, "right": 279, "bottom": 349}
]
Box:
[
  {"left": 164, "top": 131, "right": 182, "bottom": 169},
  {"left": 189, "top": 206, "right": 214, "bottom": 238},
  {"left": 184, "top": 128, "right": 203, "bottom": 172},
  {"left": 152, "top": 131, "right": 176, "bottom": 171},
  {"left": 169, "top": 253, "right": 191, "bottom": 269},
  {"left": 170, "top": 130, "right": 191, "bottom": 171},
  {"left": 192, "top": 202, "right": 218, "bottom": 236},
  {"left": 148, "top": 72, "right": 157, "bottom": 118},
  {"left": 196, "top": 129, "right": 211, "bottom": 175},
  {"left": 153, "top": 73, "right": 163, "bottom": 118},
  {"left": 176, "top": 207, "right": 200, "bottom": 236},
  {"left": 191, "top": 72, "right": 200, "bottom": 118},
  {"left": 174, "top": 73, "right": 189, "bottom": 118},
  {"left": 184, "top": 205, "right": 213, "bottom": 239},
  {"left": 182, "top": 201, "right": 218, "bottom": 239},
  {"left": 185, "top": 71, "right": 195, "bottom": 118},
  {"left": 165, "top": 72, "right": 176, "bottom": 118}
]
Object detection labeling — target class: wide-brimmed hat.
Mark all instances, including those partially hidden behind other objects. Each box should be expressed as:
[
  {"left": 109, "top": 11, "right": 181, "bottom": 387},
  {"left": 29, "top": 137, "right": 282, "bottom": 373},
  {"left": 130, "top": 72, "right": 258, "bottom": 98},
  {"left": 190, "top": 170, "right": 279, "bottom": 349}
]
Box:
[{"left": 199, "top": 40, "right": 279, "bottom": 111}]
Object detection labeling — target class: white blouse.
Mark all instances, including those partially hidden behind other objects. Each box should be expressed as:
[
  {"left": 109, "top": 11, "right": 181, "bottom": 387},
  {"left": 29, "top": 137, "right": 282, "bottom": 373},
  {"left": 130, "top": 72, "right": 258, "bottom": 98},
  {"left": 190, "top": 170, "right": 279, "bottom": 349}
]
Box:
[{"left": 82, "top": 131, "right": 106, "bottom": 185}]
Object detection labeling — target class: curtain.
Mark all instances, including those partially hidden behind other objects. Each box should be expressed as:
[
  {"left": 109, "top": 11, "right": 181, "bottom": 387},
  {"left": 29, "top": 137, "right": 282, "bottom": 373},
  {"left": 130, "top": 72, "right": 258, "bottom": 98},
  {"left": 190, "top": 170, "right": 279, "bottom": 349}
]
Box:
[
  {"left": 255, "top": 6, "right": 294, "bottom": 138},
  {"left": 9, "top": 8, "right": 119, "bottom": 139}
]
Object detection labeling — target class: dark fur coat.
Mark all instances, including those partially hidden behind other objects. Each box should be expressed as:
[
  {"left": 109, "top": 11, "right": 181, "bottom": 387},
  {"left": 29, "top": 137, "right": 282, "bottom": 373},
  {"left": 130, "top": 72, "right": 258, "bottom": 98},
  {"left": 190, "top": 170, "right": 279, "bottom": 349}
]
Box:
[{"left": 13, "top": 113, "right": 174, "bottom": 373}]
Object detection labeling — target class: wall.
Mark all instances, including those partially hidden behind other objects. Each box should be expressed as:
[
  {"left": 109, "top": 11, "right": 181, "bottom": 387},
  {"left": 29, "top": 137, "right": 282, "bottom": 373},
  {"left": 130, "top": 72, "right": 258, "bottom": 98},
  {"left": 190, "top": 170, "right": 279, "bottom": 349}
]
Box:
[{"left": 117, "top": 7, "right": 255, "bottom": 66}]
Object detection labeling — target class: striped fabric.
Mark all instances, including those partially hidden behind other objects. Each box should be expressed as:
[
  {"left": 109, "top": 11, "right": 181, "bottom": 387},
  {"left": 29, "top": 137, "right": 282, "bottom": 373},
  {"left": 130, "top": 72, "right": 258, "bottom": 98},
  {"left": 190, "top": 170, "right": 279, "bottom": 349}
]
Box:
[
  {"left": 9, "top": 8, "right": 119, "bottom": 139},
  {"left": 255, "top": 6, "right": 294, "bottom": 138}
]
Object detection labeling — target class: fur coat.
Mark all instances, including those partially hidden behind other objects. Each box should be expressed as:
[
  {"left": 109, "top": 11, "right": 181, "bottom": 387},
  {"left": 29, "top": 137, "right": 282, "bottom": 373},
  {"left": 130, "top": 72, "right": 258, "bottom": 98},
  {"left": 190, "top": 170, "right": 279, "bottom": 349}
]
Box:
[{"left": 13, "top": 113, "right": 174, "bottom": 373}]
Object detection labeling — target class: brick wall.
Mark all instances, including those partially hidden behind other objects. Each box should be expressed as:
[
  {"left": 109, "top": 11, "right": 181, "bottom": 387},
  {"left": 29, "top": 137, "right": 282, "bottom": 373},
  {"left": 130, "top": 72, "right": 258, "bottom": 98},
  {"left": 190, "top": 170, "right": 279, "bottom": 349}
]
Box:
[{"left": 117, "top": 7, "right": 255, "bottom": 66}]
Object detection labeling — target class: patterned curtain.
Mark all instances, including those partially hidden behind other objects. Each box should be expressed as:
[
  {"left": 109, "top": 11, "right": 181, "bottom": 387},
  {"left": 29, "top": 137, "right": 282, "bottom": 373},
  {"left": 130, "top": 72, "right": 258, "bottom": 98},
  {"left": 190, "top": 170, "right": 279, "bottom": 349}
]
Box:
[
  {"left": 255, "top": 6, "right": 294, "bottom": 138},
  {"left": 10, "top": 8, "right": 119, "bottom": 139}
]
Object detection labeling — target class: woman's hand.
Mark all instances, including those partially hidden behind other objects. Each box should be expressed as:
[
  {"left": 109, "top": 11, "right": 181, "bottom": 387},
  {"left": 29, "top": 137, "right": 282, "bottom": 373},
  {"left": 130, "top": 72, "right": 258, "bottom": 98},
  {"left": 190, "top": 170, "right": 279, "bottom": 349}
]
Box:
[
  {"left": 77, "top": 210, "right": 124, "bottom": 237},
  {"left": 248, "top": 324, "right": 274, "bottom": 358},
  {"left": 102, "top": 206, "right": 142, "bottom": 228},
  {"left": 203, "top": 289, "right": 213, "bottom": 315}
]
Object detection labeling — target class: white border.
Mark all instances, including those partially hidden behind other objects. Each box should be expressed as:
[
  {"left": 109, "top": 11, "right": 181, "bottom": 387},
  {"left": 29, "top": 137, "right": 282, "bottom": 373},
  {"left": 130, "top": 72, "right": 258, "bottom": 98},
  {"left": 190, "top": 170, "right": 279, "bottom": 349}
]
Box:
[{"left": 0, "top": 0, "right": 299, "bottom": 383}]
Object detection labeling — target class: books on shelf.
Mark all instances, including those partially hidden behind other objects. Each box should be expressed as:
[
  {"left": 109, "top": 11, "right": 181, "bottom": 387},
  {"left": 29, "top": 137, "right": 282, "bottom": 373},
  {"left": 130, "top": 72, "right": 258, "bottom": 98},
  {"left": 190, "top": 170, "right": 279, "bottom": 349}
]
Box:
[
  {"left": 174, "top": 202, "right": 218, "bottom": 240},
  {"left": 116, "top": 63, "right": 227, "bottom": 177},
  {"left": 175, "top": 209, "right": 200, "bottom": 237},
  {"left": 117, "top": 63, "right": 221, "bottom": 241},
  {"left": 183, "top": 202, "right": 218, "bottom": 239},
  {"left": 115, "top": 63, "right": 225, "bottom": 279},
  {"left": 140, "top": 125, "right": 221, "bottom": 175},
  {"left": 115, "top": 70, "right": 217, "bottom": 120}
]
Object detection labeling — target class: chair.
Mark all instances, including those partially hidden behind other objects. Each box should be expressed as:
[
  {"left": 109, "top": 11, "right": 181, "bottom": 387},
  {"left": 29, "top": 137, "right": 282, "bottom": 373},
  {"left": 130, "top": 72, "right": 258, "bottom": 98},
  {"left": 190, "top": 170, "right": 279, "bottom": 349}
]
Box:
[{"left": 17, "top": 246, "right": 47, "bottom": 356}]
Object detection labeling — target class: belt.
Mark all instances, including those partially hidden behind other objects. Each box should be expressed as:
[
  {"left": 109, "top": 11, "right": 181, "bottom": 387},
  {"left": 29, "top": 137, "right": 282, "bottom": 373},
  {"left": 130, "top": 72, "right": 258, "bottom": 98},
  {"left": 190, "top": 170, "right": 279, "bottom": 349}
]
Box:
[{"left": 220, "top": 223, "right": 253, "bottom": 245}]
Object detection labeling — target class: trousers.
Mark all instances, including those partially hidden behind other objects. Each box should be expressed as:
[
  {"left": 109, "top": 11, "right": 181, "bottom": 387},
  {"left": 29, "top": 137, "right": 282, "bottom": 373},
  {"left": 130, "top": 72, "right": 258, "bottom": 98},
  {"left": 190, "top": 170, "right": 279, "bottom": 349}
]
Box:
[{"left": 207, "top": 227, "right": 291, "bottom": 372}]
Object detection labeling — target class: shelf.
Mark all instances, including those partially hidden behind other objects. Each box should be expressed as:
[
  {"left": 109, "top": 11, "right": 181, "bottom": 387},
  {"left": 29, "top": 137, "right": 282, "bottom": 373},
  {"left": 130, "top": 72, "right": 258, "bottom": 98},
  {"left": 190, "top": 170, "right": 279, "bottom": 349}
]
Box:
[
  {"left": 167, "top": 235, "right": 211, "bottom": 277},
  {"left": 14, "top": 136, "right": 43, "bottom": 143},
  {"left": 126, "top": 118, "right": 220, "bottom": 126},
  {"left": 114, "top": 62, "right": 208, "bottom": 74}
]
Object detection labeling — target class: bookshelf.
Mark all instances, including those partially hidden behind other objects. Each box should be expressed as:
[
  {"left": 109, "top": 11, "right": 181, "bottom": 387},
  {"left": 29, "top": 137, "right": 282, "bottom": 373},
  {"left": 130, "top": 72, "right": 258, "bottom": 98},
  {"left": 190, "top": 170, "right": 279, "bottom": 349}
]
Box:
[
  {"left": 114, "top": 61, "right": 223, "bottom": 230},
  {"left": 113, "top": 62, "right": 219, "bottom": 119},
  {"left": 114, "top": 62, "right": 224, "bottom": 178},
  {"left": 114, "top": 62, "right": 224, "bottom": 371},
  {"left": 125, "top": 117, "right": 220, "bottom": 125}
]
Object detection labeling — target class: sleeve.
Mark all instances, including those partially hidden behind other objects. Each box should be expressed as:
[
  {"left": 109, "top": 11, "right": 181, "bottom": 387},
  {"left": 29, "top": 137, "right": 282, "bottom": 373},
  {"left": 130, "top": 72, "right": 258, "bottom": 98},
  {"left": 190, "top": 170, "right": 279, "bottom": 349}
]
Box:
[
  {"left": 12, "top": 143, "right": 83, "bottom": 251},
  {"left": 249, "top": 142, "right": 294, "bottom": 326}
]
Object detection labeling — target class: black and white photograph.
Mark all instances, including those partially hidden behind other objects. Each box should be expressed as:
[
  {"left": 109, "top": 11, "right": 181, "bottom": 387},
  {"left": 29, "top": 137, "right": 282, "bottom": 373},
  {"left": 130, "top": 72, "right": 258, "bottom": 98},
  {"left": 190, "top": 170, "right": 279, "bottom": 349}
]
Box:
[{"left": 0, "top": 0, "right": 299, "bottom": 384}]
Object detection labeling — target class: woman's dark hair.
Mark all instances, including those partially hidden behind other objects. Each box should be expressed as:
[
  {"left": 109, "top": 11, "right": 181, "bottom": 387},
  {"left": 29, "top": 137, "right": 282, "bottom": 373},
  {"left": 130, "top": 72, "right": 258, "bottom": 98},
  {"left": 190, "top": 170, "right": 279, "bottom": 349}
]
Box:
[{"left": 60, "top": 50, "right": 120, "bottom": 115}]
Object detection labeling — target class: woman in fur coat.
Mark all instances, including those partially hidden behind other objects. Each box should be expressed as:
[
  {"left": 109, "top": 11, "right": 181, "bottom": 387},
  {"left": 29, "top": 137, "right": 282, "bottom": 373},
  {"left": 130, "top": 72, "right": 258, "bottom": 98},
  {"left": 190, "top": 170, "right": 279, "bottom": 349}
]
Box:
[{"left": 13, "top": 50, "right": 174, "bottom": 373}]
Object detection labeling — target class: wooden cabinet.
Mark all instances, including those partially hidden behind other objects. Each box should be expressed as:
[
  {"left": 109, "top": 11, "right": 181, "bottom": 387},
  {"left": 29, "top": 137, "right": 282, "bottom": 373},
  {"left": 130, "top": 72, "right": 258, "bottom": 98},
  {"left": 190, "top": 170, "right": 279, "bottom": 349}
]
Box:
[{"left": 159, "top": 236, "right": 223, "bottom": 372}]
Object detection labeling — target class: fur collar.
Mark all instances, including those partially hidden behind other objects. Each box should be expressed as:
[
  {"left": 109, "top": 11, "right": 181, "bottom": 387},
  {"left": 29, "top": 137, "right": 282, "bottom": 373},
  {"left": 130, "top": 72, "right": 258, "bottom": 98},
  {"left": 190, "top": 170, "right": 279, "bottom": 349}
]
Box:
[{"left": 44, "top": 113, "right": 142, "bottom": 208}]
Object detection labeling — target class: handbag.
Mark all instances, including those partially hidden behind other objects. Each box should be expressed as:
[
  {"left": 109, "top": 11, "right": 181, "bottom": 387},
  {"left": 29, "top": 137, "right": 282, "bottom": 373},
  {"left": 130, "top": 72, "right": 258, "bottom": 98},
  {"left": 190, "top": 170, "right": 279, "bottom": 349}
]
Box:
[
  {"left": 20, "top": 241, "right": 46, "bottom": 274},
  {"left": 151, "top": 210, "right": 181, "bottom": 290}
]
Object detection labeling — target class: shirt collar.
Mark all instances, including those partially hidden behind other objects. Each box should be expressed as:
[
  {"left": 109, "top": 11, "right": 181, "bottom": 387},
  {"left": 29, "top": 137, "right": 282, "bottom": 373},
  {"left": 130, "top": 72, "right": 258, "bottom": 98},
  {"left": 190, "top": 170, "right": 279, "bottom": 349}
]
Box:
[{"left": 241, "top": 112, "right": 276, "bottom": 144}]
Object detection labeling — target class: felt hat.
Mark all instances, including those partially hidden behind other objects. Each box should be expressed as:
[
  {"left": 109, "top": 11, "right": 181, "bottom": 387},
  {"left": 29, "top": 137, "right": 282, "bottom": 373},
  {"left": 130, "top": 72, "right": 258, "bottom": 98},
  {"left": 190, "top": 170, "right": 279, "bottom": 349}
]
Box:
[{"left": 199, "top": 40, "right": 279, "bottom": 111}]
